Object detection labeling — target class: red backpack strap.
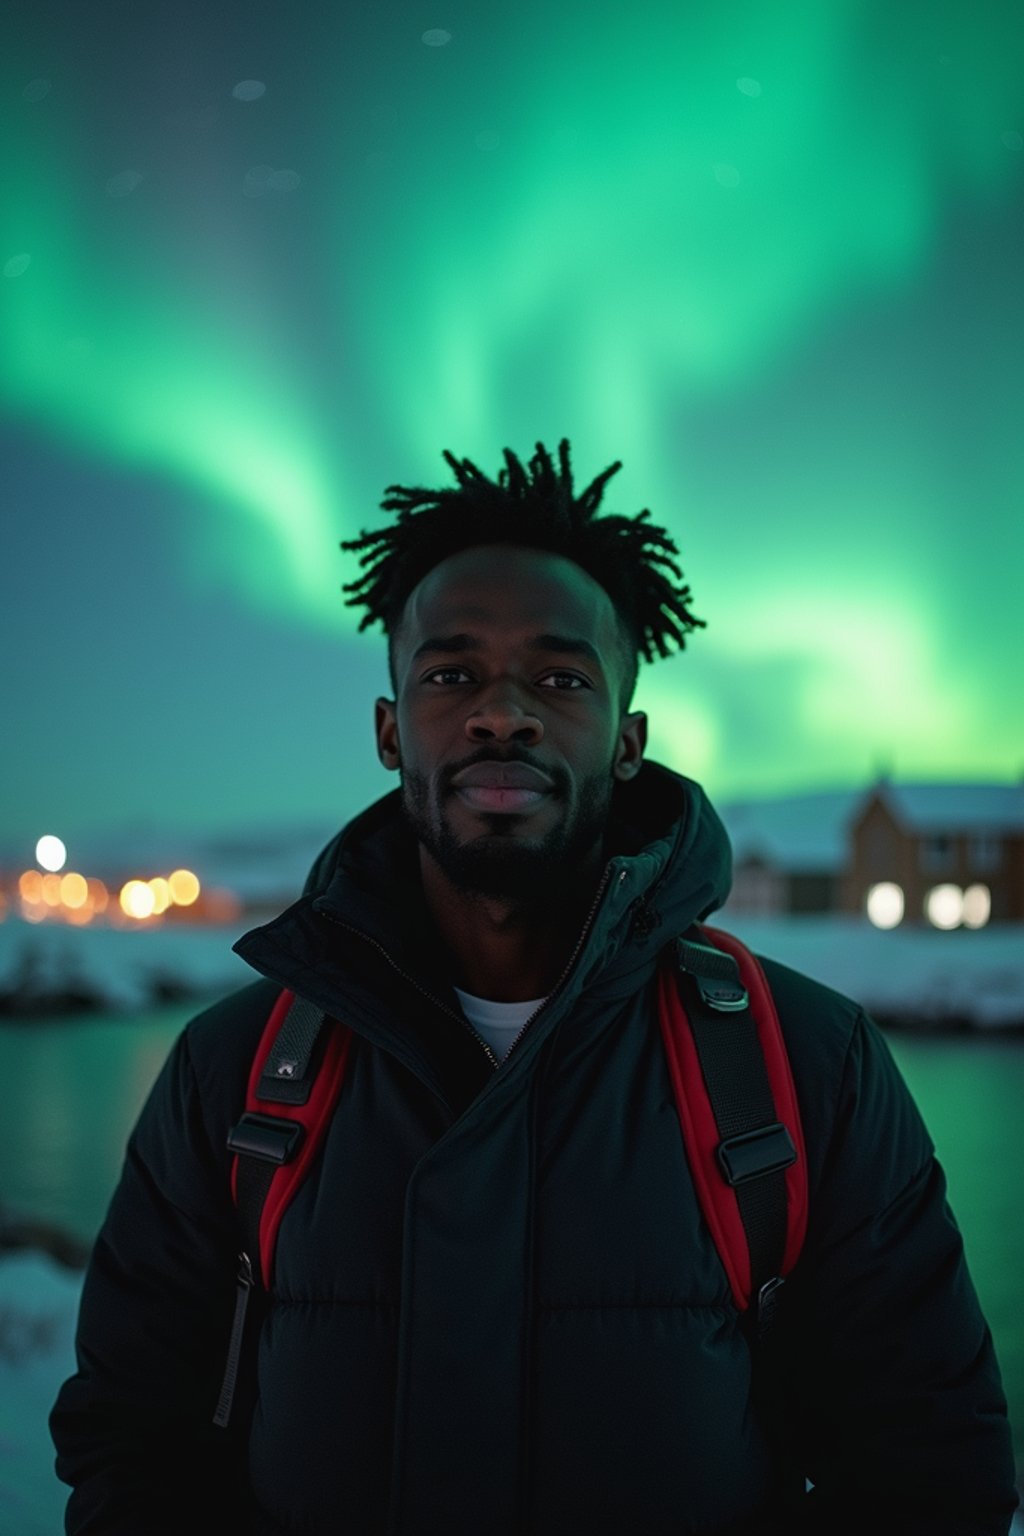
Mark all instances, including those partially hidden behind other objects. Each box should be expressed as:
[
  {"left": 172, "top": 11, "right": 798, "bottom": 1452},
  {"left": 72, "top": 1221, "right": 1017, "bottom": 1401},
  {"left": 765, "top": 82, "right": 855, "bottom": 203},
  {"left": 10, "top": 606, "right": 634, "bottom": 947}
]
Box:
[
  {"left": 215, "top": 990, "right": 350, "bottom": 1431},
  {"left": 229, "top": 989, "right": 352, "bottom": 1288},
  {"left": 657, "top": 925, "right": 808, "bottom": 1332}
]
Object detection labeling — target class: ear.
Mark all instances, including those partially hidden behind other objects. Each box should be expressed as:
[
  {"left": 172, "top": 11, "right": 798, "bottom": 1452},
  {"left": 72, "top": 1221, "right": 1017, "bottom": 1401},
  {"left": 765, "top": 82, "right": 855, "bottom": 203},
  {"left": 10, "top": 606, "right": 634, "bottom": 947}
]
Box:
[
  {"left": 375, "top": 697, "right": 400, "bottom": 771},
  {"left": 613, "top": 710, "right": 647, "bottom": 781}
]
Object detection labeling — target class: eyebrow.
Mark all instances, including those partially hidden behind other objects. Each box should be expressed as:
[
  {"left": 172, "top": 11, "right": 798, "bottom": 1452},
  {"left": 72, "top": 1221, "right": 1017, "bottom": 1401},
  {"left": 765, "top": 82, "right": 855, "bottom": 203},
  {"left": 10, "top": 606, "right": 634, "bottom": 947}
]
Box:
[{"left": 411, "top": 632, "right": 604, "bottom": 668}]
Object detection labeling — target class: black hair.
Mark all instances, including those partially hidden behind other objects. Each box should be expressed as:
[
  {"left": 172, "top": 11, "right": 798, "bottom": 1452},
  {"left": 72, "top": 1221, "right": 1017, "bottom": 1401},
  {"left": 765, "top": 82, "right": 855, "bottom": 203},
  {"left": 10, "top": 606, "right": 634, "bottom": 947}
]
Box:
[{"left": 340, "top": 437, "right": 705, "bottom": 709}]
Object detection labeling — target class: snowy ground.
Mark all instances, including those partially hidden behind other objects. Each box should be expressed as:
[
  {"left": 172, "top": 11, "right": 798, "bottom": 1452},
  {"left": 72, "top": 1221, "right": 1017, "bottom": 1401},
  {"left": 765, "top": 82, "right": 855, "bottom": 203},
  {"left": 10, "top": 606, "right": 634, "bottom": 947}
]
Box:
[
  {"left": 0, "top": 1250, "right": 83, "bottom": 1535},
  {"left": 0, "top": 915, "right": 256, "bottom": 1014},
  {"left": 2, "top": 911, "right": 1022, "bottom": 1029},
  {"left": 711, "top": 912, "right": 1024, "bottom": 1030}
]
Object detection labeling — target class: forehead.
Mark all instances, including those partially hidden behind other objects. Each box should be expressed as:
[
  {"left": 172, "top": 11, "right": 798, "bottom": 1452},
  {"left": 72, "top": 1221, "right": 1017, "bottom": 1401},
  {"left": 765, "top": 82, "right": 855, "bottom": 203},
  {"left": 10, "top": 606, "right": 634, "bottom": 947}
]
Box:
[{"left": 399, "top": 544, "right": 620, "bottom": 649}]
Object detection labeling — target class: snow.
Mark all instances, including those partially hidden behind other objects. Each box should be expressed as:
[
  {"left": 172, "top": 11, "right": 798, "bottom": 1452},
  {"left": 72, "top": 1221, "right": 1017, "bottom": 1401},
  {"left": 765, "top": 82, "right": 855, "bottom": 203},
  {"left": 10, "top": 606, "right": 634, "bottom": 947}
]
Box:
[
  {"left": 1, "top": 910, "right": 1023, "bottom": 1029},
  {"left": 0, "top": 916, "right": 256, "bottom": 1014},
  {"left": 870, "top": 781, "right": 1024, "bottom": 833},
  {"left": 714, "top": 780, "right": 1024, "bottom": 873},
  {"left": 0, "top": 1251, "right": 82, "bottom": 1536},
  {"left": 711, "top": 914, "right": 1024, "bottom": 1030},
  {"left": 717, "top": 791, "right": 856, "bottom": 871}
]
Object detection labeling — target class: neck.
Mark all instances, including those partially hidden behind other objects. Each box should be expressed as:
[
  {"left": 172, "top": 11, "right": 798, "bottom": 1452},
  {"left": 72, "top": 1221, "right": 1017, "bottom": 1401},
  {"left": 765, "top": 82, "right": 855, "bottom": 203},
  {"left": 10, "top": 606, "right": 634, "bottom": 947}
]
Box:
[{"left": 418, "top": 846, "right": 605, "bottom": 1001}]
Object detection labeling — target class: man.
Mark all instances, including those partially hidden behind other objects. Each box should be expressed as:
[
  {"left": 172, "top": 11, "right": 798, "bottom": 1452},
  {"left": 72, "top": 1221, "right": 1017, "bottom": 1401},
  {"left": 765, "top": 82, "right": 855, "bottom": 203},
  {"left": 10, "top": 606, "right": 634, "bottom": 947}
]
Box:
[{"left": 51, "top": 439, "right": 1018, "bottom": 1534}]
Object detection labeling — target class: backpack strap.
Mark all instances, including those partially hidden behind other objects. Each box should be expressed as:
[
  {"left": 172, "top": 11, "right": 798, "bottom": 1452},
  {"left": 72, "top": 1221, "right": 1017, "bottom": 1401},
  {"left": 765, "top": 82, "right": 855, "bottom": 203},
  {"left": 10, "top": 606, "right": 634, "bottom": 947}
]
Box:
[
  {"left": 657, "top": 923, "right": 808, "bottom": 1337},
  {"left": 213, "top": 990, "right": 350, "bottom": 1429},
  {"left": 230, "top": 988, "right": 351, "bottom": 1288}
]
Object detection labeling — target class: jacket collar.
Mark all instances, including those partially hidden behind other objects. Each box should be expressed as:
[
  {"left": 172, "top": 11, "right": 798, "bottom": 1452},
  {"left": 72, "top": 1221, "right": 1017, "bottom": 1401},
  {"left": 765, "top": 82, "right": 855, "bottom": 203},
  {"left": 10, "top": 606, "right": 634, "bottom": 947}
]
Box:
[{"left": 234, "top": 758, "right": 732, "bottom": 1015}]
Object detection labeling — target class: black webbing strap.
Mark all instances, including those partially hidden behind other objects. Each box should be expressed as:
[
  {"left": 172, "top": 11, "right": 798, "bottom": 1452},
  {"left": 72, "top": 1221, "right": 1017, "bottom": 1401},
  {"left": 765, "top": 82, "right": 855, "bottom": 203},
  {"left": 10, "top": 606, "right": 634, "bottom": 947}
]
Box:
[
  {"left": 227, "top": 993, "right": 330, "bottom": 1285},
  {"left": 675, "top": 935, "right": 795, "bottom": 1329},
  {"left": 256, "top": 993, "right": 329, "bottom": 1105}
]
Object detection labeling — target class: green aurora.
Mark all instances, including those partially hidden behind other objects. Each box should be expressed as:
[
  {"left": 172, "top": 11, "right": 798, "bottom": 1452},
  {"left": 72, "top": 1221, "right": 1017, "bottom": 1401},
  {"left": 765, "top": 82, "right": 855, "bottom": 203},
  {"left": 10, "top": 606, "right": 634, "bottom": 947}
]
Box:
[{"left": 2, "top": 0, "right": 1022, "bottom": 839}]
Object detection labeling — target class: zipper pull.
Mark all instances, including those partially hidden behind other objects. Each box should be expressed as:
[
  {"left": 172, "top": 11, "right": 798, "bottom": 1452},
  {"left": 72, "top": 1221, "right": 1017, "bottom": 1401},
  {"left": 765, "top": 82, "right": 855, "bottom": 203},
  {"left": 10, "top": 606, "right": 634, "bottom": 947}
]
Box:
[{"left": 212, "top": 1250, "right": 255, "bottom": 1428}]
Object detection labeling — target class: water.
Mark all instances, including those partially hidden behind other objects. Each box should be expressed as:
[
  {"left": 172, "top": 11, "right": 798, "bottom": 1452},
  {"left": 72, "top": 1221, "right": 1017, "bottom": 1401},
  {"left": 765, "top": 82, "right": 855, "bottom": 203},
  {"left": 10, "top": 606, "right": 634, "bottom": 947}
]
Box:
[
  {"left": 0, "top": 1003, "right": 192, "bottom": 1244},
  {"left": 1, "top": 1004, "right": 1022, "bottom": 1466}
]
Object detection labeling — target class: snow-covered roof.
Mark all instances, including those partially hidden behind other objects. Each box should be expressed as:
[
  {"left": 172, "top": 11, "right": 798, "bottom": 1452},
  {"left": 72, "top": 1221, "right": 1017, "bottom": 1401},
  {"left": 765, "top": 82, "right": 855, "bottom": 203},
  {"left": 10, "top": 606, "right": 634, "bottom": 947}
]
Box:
[
  {"left": 859, "top": 782, "right": 1024, "bottom": 835},
  {"left": 717, "top": 791, "right": 858, "bottom": 873}
]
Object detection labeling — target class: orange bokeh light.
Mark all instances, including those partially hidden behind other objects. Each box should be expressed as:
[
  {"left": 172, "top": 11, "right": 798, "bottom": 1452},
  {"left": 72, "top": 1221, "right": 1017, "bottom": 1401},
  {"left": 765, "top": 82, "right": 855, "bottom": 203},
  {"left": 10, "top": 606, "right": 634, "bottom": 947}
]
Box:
[
  {"left": 169, "top": 868, "right": 200, "bottom": 906},
  {"left": 60, "top": 871, "right": 89, "bottom": 909}
]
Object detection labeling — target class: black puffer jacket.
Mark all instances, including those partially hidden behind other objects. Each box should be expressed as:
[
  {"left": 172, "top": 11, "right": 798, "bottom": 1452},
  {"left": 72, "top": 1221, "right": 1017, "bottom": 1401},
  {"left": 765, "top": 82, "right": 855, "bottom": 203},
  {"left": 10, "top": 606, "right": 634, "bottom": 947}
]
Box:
[{"left": 50, "top": 762, "right": 1019, "bottom": 1535}]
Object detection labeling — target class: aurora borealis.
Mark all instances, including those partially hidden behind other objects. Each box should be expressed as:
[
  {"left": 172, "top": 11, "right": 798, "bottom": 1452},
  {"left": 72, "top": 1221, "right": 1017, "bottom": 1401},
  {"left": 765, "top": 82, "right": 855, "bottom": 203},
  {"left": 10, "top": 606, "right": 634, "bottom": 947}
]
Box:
[{"left": 2, "top": 0, "right": 1022, "bottom": 849}]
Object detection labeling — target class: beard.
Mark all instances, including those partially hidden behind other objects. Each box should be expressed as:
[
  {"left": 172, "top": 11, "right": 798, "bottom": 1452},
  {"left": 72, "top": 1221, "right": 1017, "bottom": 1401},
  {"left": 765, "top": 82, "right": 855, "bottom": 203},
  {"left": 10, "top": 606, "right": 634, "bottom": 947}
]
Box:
[{"left": 399, "top": 760, "right": 616, "bottom": 905}]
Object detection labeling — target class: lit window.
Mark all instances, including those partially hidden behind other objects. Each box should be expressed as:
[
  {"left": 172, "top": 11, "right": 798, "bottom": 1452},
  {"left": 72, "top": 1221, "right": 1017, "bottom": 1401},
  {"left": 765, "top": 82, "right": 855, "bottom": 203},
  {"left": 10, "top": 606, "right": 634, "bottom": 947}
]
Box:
[
  {"left": 866, "top": 882, "right": 904, "bottom": 929},
  {"left": 925, "top": 884, "right": 963, "bottom": 929},
  {"left": 962, "top": 884, "right": 991, "bottom": 929}
]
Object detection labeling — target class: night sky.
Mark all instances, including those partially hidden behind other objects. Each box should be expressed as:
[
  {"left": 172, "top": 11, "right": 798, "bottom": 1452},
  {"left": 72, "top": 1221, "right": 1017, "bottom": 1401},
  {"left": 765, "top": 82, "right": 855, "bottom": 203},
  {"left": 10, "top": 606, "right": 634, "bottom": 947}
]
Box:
[{"left": 3, "top": 0, "right": 1022, "bottom": 858}]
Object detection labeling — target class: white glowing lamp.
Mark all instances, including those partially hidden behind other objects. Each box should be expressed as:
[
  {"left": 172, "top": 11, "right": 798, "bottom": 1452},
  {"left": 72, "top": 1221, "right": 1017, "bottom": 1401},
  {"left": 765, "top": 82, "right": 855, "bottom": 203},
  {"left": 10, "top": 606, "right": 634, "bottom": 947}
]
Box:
[{"left": 36, "top": 835, "right": 67, "bottom": 872}]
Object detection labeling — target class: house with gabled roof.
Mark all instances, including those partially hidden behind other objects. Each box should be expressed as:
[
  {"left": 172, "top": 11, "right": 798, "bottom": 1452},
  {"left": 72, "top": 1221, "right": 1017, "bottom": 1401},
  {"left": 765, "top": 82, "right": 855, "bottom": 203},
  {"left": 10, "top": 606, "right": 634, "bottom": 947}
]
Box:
[
  {"left": 714, "top": 778, "right": 1024, "bottom": 926},
  {"left": 843, "top": 780, "right": 1024, "bottom": 924}
]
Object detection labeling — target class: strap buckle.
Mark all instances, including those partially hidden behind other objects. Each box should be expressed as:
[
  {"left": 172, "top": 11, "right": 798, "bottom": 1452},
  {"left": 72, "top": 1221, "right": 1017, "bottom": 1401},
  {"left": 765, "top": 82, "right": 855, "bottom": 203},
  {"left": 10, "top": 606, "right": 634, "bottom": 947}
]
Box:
[
  {"left": 717, "top": 1122, "right": 796, "bottom": 1186},
  {"left": 755, "top": 1274, "right": 786, "bottom": 1336},
  {"left": 675, "top": 938, "right": 749, "bottom": 1012},
  {"left": 226, "top": 1112, "right": 303, "bottom": 1165}
]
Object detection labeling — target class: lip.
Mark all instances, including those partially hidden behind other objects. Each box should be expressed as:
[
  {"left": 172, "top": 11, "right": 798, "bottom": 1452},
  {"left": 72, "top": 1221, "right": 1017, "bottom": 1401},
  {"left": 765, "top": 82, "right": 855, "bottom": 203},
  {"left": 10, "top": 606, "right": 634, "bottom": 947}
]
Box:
[
  {"left": 455, "top": 785, "right": 550, "bottom": 815},
  {"left": 451, "top": 761, "right": 555, "bottom": 792}
]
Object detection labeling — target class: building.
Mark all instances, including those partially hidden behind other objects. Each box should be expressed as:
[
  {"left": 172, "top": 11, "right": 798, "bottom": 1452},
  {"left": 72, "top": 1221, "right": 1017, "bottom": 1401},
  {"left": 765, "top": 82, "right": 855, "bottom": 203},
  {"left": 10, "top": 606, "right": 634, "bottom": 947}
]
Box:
[
  {"left": 843, "top": 780, "right": 1024, "bottom": 926},
  {"left": 716, "top": 778, "right": 1024, "bottom": 926}
]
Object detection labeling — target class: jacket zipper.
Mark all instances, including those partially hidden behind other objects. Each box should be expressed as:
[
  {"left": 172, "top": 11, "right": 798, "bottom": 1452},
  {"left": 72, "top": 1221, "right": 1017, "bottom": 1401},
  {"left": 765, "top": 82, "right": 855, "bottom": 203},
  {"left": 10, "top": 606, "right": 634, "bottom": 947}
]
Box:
[
  {"left": 498, "top": 862, "right": 624, "bottom": 1060},
  {"left": 319, "top": 863, "right": 624, "bottom": 1071}
]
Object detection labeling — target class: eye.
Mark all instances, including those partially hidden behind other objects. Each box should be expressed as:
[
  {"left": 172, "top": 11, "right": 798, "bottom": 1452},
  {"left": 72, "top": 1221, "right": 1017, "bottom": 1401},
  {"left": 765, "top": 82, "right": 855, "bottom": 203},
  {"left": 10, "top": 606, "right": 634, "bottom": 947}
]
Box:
[
  {"left": 423, "top": 667, "right": 472, "bottom": 685},
  {"left": 421, "top": 667, "right": 589, "bottom": 690},
  {"left": 538, "top": 671, "right": 588, "bottom": 690}
]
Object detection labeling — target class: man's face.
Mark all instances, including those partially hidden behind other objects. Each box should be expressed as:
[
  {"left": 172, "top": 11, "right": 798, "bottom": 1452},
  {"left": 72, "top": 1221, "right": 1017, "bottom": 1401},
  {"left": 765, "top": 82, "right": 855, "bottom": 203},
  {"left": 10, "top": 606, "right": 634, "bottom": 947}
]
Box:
[{"left": 375, "top": 544, "right": 646, "bottom": 903}]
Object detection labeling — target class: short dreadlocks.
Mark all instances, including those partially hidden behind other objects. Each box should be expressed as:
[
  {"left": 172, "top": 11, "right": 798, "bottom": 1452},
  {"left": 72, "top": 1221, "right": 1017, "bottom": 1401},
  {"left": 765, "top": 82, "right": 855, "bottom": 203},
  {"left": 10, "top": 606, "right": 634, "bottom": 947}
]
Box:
[{"left": 340, "top": 437, "right": 705, "bottom": 710}]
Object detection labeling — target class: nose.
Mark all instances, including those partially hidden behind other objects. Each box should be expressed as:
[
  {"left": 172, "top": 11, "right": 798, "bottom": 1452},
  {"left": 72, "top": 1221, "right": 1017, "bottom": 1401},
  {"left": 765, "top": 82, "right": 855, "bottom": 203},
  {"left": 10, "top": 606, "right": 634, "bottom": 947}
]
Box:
[{"left": 465, "top": 680, "right": 544, "bottom": 744}]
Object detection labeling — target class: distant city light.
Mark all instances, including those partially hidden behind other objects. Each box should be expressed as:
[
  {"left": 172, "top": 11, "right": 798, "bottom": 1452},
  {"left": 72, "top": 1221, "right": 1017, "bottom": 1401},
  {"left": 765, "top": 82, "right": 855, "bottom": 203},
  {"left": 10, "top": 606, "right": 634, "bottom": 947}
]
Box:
[
  {"left": 59, "top": 872, "right": 88, "bottom": 909},
  {"left": 866, "top": 882, "right": 904, "bottom": 928},
  {"left": 961, "top": 883, "right": 991, "bottom": 929},
  {"left": 18, "top": 870, "right": 43, "bottom": 903},
  {"left": 148, "top": 877, "right": 171, "bottom": 915},
  {"left": 120, "top": 880, "right": 156, "bottom": 919},
  {"left": 41, "top": 873, "right": 63, "bottom": 906},
  {"left": 168, "top": 868, "right": 200, "bottom": 906},
  {"left": 36, "top": 835, "right": 67, "bottom": 872},
  {"left": 926, "top": 884, "right": 963, "bottom": 929}
]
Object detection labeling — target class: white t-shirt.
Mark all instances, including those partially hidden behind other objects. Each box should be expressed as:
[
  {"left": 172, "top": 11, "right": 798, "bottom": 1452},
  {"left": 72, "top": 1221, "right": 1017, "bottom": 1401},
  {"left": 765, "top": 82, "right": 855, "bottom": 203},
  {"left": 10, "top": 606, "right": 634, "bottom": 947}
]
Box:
[{"left": 452, "top": 987, "right": 547, "bottom": 1061}]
